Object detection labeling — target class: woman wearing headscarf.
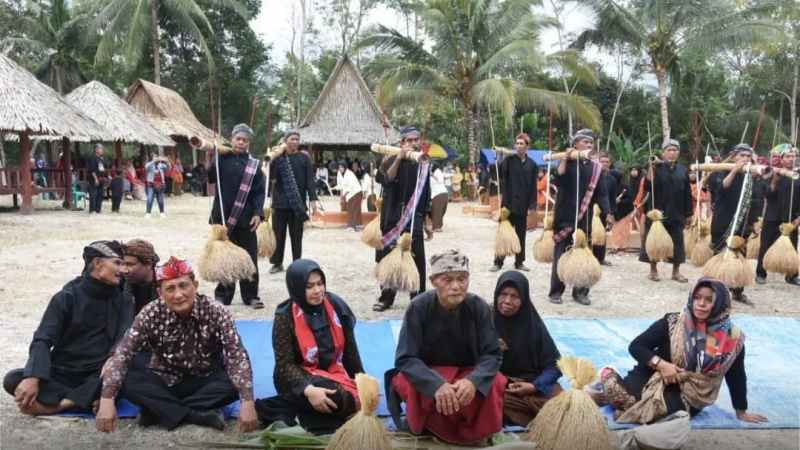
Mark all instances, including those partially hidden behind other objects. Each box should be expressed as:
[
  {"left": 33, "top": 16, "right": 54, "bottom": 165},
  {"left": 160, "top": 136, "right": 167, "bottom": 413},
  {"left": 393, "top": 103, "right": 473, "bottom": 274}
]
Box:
[
  {"left": 255, "top": 259, "right": 364, "bottom": 434},
  {"left": 493, "top": 271, "right": 562, "bottom": 426},
  {"left": 599, "top": 278, "right": 767, "bottom": 424}
]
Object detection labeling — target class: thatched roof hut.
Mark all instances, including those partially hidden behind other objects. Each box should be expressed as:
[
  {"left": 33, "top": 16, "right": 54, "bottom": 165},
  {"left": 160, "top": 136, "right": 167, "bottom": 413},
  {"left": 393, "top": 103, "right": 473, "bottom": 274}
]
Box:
[
  {"left": 299, "top": 55, "right": 399, "bottom": 150},
  {"left": 126, "top": 79, "right": 217, "bottom": 143},
  {"left": 0, "top": 54, "right": 110, "bottom": 141},
  {"left": 66, "top": 81, "right": 174, "bottom": 146}
]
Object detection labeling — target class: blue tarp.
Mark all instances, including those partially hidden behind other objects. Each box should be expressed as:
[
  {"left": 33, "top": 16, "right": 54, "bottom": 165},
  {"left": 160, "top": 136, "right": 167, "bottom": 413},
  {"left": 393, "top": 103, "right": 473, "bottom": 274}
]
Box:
[
  {"left": 480, "top": 148, "right": 556, "bottom": 167},
  {"left": 61, "top": 317, "right": 800, "bottom": 429}
]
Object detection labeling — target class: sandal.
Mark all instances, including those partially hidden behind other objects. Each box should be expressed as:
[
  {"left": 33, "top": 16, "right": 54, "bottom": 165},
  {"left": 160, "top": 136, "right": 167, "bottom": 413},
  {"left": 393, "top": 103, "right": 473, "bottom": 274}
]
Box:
[
  {"left": 648, "top": 273, "right": 661, "bottom": 282},
  {"left": 372, "top": 302, "right": 391, "bottom": 312},
  {"left": 672, "top": 274, "right": 689, "bottom": 283}
]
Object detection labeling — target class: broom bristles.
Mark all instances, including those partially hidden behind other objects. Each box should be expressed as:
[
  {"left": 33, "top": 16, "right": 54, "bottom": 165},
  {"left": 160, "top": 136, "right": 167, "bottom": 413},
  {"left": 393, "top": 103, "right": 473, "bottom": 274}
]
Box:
[
  {"left": 257, "top": 208, "right": 276, "bottom": 258},
  {"left": 557, "top": 230, "right": 602, "bottom": 288},
  {"left": 645, "top": 209, "right": 674, "bottom": 262},
  {"left": 374, "top": 233, "right": 419, "bottom": 292},
  {"left": 703, "top": 237, "right": 754, "bottom": 288},
  {"left": 326, "top": 374, "right": 391, "bottom": 450},
  {"left": 591, "top": 204, "right": 606, "bottom": 246},
  {"left": 746, "top": 232, "right": 760, "bottom": 260},
  {"left": 198, "top": 225, "right": 256, "bottom": 284},
  {"left": 684, "top": 224, "right": 699, "bottom": 259},
  {"left": 533, "top": 229, "right": 555, "bottom": 263},
  {"left": 763, "top": 223, "right": 799, "bottom": 276},
  {"left": 361, "top": 217, "right": 384, "bottom": 250},
  {"left": 528, "top": 356, "right": 611, "bottom": 450},
  {"left": 496, "top": 207, "right": 522, "bottom": 257}
]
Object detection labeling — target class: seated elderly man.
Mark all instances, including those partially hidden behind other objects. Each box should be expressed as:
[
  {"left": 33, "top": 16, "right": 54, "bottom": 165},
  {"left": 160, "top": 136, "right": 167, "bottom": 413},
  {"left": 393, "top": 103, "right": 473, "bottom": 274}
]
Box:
[
  {"left": 386, "top": 250, "right": 505, "bottom": 445},
  {"left": 122, "top": 239, "right": 160, "bottom": 314},
  {"left": 3, "top": 241, "right": 132, "bottom": 416},
  {"left": 96, "top": 257, "right": 258, "bottom": 433}
]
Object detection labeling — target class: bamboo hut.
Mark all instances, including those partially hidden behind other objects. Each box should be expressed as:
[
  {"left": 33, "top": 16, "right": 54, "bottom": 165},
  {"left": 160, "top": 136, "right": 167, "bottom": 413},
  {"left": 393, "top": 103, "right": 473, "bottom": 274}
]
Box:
[
  {"left": 299, "top": 55, "right": 400, "bottom": 156},
  {"left": 0, "top": 54, "right": 110, "bottom": 214},
  {"left": 125, "top": 79, "right": 218, "bottom": 166},
  {"left": 66, "top": 81, "right": 175, "bottom": 164}
]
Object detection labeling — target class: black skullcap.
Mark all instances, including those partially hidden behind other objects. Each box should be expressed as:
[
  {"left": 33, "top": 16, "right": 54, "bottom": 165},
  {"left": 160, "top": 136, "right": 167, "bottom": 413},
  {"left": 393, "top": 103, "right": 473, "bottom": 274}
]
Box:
[{"left": 571, "top": 129, "right": 595, "bottom": 146}]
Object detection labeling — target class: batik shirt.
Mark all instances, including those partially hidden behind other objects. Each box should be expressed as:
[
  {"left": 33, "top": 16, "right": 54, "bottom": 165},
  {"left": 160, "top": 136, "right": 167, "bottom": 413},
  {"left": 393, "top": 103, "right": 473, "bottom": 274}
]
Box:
[{"left": 101, "top": 295, "right": 253, "bottom": 400}]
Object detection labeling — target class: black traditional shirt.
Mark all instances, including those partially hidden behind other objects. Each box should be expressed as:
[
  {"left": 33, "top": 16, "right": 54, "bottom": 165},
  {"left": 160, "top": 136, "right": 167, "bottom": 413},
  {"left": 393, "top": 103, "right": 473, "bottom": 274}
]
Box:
[
  {"left": 101, "top": 295, "right": 254, "bottom": 400},
  {"left": 268, "top": 151, "right": 318, "bottom": 210},
  {"left": 552, "top": 159, "right": 611, "bottom": 233},
  {"left": 208, "top": 151, "right": 266, "bottom": 228},
  {"left": 764, "top": 177, "right": 800, "bottom": 223},
  {"left": 643, "top": 162, "right": 693, "bottom": 224},
  {"left": 377, "top": 156, "right": 431, "bottom": 235},
  {"left": 499, "top": 154, "right": 538, "bottom": 215}
]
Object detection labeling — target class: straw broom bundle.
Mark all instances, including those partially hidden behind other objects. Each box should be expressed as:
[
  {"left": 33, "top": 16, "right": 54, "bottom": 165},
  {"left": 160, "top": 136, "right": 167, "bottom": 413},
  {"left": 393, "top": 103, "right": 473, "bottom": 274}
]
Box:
[
  {"left": 496, "top": 207, "right": 522, "bottom": 257},
  {"left": 703, "top": 236, "right": 755, "bottom": 289},
  {"left": 591, "top": 204, "right": 606, "bottom": 246},
  {"left": 684, "top": 221, "right": 699, "bottom": 259},
  {"left": 763, "top": 223, "right": 799, "bottom": 276},
  {"left": 645, "top": 210, "right": 674, "bottom": 262},
  {"left": 326, "top": 374, "right": 391, "bottom": 450},
  {"left": 198, "top": 225, "right": 256, "bottom": 285},
  {"left": 691, "top": 220, "right": 714, "bottom": 266},
  {"left": 533, "top": 215, "right": 555, "bottom": 263},
  {"left": 746, "top": 218, "right": 763, "bottom": 260},
  {"left": 528, "top": 356, "right": 611, "bottom": 450},
  {"left": 374, "top": 233, "right": 419, "bottom": 292},
  {"left": 557, "top": 230, "right": 602, "bottom": 288},
  {"left": 361, "top": 198, "right": 384, "bottom": 250},
  {"left": 257, "top": 207, "right": 277, "bottom": 258}
]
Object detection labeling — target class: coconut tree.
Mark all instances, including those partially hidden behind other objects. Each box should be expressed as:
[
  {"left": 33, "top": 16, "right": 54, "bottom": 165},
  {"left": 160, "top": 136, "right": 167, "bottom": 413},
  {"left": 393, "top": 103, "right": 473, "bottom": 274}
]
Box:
[
  {"left": 576, "top": 0, "right": 778, "bottom": 144},
  {"left": 1, "top": 0, "right": 87, "bottom": 94},
  {"left": 358, "top": 0, "right": 601, "bottom": 164},
  {"left": 90, "top": 0, "right": 249, "bottom": 84}
]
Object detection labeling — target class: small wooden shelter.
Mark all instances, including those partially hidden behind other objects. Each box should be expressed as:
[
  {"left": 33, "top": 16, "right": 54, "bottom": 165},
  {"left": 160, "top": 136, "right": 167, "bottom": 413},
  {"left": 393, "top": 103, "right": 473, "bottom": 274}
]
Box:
[
  {"left": 0, "top": 54, "right": 110, "bottom": 214},
  {"left": 299, "top": 55, "right": 399, "bottom": 153},
  {"left": 126, "top": 79, "right": 217, "bottom": 165},
  {"left": 66, "top": 81, "right": 175, "bottom": 163}
]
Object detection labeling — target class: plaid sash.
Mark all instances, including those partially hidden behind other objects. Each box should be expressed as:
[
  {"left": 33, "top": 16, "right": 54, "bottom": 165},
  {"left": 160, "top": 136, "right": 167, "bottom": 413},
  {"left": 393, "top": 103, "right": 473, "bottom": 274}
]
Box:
[
  {"left": 226, "top": 157, "right": 260, "bottom": 228},
  {"left": 381, "top": 160, "right": 431, "bottom": 248},
  {"left": 554, "top": 160, "right": 602, "bottom": 243}
]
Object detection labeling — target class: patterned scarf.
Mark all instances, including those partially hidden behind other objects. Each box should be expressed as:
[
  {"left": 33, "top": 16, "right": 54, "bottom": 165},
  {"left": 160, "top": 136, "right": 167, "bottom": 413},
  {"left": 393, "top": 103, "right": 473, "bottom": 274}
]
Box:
[
  {"left": 277, "top": 153, "right": 309, "bottom": 222},
  {"left": 554, "top": 160, "right": 602, "bottom": 243},
  {"left": 226, "top": 157, "right": 260, "bottom": 229},
  {"left": 381, "top": 159, "right": 431, "bottom": 248}
]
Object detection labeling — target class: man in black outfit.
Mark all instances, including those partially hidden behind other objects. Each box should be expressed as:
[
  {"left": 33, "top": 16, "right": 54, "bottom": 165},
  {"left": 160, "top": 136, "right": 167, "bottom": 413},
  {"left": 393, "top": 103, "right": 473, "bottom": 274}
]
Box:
[
  {"left": 756, "top": 144, "right": 800, "bottom": 285},
  {"left": 372, "top": 126, "right": 431, "bottom": 312},
  {"left": 3, "top": 241, "right": 132, "bottom": 416},
  {"left": 491, "top": 132, "right": 538, "bottom": 272},
  {"left": 122, "top": 239, "right": 160, "bottom": 314},
  {"left": 87, "top": 144, "right": 108, "bottom": 214},
  {"left": 639, "top": 140, "right": 693, "bottom": 283},
  {"left": 207, "top": 123, "right": 266, "bottom": 309},
  {"left": 548, "top": 129, "right": 611, "bottom": 306},
  {"left": 266, "top": 130, "right": 320, "bottom": 274},
  {"left": 592, "top": 152, "right": 618, "bottom": 266}
]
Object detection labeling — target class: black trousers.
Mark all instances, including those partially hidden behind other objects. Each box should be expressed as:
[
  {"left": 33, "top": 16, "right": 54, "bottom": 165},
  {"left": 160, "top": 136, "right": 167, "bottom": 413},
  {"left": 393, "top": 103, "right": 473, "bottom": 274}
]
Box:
[
  {"left": 548, "top": 235, "right": 590, "bottom": 299},
  {"left": 270, "top": 208, "right": 304, "bottom": 266},
  {"left": 757, "top": 220, "right": 799, "bottom": 280},
  {"left": 376, "top": 229, "right": 426, "bottom": 307},
  {"left": 255, "top": 376, "right": 356, "bottom": 435},
  {"left": 215, "top": 226, "right": 260, "bottom": 304},
  {"left": 121, "top": 365, "right": 238, "bottom": 430},
  {"left": 593, "top": 214, "right": 609, "bottom": 263},
  {"left": 111, "top": 194, "right": 122, "bottom": 212},
  {"left": 495, "top": 210, "right": 527, "bottom": 267},
  {"left": 89, "top": 184, "right": 103, "bottom": 213},
  {"left": 3, "top": 368, "right": 101, "bottom": 410},
  {"left": 638, "top": 219, "right": 686, "bottom": 265}
]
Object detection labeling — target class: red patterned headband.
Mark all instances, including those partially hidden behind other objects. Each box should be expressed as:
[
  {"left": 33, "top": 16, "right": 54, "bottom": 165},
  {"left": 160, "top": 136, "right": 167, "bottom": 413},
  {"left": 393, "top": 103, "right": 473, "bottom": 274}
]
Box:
[{"left": 156, "top": 257, "right": 194, "bottom": 282}]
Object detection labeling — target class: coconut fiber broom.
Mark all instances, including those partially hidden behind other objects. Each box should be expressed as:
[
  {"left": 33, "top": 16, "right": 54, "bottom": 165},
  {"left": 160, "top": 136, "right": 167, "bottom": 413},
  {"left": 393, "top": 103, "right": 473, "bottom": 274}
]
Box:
[
  {"left": 326, "top": 374, "right": 391, "bottom": 450},
  {"left": 764, "top": 223, "right": 799, "bottom": 277},
  {"left": 361, "top": 198, "right": 384, "bottom": 250},
  {"left": 591, "top": 204, "right": 606, "bottom": 246},
  {"left": 534, "top": 150, "right": 555, "bottom": 263},
  {"left": 496, "top": 207, "right": 522, "bottom": 257},
  {"left": 746, "top": 218, "right": 762, "bottom": 260},
  {"left": 257, "top": 207, "right": 277, "bottom": 258},
  {"left": 691, "top": 219, "right": 714, "bottom": 266},
  {"left": 644, "top": 124, "right": 674, "bottom": 262},
  {"left": 528, "top": 356, "right": 612, "bottom": 450}
]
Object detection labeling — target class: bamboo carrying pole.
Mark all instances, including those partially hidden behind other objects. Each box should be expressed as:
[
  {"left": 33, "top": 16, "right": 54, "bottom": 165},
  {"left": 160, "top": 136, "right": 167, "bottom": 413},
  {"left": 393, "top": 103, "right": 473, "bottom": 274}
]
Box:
[
  {"left": 689, "top": 163, "right": 799, "bottom": 179},
  {"left": 369, "top": 143, "right": 425, "bottom": 161},
  {"left": 543, "top": 149, "right": 593, "bottom": 161}
]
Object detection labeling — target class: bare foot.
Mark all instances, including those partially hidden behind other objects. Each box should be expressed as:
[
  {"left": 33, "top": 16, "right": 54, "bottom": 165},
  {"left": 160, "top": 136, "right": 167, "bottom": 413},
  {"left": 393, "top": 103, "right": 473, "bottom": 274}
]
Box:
[{"left": 18, "top": 400, "right": 63, "bottom": 416}]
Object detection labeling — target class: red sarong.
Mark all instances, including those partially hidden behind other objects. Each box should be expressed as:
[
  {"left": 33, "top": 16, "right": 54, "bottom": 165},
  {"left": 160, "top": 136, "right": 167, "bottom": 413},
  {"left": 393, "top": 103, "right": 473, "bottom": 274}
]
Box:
[{"left": 392, "top": 366, "right": 506, "bottom": 444}]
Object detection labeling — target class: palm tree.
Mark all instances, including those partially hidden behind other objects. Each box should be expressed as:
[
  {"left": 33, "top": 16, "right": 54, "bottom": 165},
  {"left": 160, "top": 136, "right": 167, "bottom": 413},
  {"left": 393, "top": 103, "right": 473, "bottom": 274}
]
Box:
[
  {"left": 90, "top": 0, "right": 249, "bottom": 85},
  {"left": 2, "top": 0, "right": 87, "bottom": 94},
  {"left": 359, "top": 0, "right": 601, "bottom": 164},
  {"left": 576, "top": 0, "right": 777, "bottom": 144}
]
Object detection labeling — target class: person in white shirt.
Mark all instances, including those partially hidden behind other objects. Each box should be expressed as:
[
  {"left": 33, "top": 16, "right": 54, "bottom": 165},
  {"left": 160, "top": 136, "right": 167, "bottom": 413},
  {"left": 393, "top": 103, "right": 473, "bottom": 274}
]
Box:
[
  {"left": 429, "top": 164, "right": 449, "bottom": 231},
  {"left": 340, "top": 162, "right": 364, "bottom": 231},
  {"left": 315, "top": 163, "right": 330, "bottom": 196}
]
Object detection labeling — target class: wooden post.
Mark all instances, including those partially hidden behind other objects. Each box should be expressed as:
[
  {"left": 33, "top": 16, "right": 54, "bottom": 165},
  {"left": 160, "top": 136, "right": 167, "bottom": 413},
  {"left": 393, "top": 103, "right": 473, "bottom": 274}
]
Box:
[
  {"left": 20, "top": 131, "right": 33, "bottom": 214},
  {"left": 63, "top": 137, "right": 73, "bottom": 209},
  {"left": 114, "top": 141, "right": 123, "bottom": 168}
]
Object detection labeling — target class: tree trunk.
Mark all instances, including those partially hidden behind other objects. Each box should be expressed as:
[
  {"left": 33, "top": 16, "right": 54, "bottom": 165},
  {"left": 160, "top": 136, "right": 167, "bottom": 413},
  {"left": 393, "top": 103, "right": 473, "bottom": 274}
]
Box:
[
  {"left": 151, "top": 0, "right": 161, "bottom": 85},
  {"left": 791, "top": 62, "right": 798, "bottom": 145},
  {"left": 0, "top": 136, "right": 6, "bottom": 186},
  {"left": 655, "top": 66, "right": 671, "bottom": 144},
  {"left": 465, "top": 106, "right": 478, "bottom": 166},
  {"left": 606, "top": 78, "right": 628, "bottom": 152}
]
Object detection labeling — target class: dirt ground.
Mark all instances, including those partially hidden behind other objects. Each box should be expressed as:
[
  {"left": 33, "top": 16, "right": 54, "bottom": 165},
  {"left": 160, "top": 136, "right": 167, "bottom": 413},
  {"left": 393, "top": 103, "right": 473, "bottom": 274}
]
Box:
[{"left": 1, "top": 194, "right": 798, "bottom": 449}]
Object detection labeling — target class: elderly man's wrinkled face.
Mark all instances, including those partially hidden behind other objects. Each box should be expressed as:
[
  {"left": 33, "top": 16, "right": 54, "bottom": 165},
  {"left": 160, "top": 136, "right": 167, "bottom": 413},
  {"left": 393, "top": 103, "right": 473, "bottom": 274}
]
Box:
[
  {"left": 735, "top": 151, "right": 753, "bottom": 165},
  {"left": 662, "top": 146, "right": 679, "bottom": 162},
  {"left": 232, "top": 135, "right": 250, "bottom": 153},
  {"left": 158, "top": 275, "right": 198, "bottom": 317},
  {"left": 123, "top": 255, "right": 153, "bottom": 285},
  {"left": 91, "top": 257, "right": 124, "bottom": 286},
  {"left": 431, "top": 271, "right": 469, "bottom": 310}
]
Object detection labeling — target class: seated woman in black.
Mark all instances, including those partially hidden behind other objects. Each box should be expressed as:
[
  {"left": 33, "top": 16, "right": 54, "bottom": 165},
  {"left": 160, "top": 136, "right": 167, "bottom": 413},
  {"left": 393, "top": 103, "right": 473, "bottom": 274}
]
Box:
[
  {"left": 600, "top": 277, "right": 767, "bottom": 424},
  {"left": 493, "top": 271, "right": 562, "bottom": 426},
  {"left": 255, "top": 259, "right": 364, "bottom": 434}
]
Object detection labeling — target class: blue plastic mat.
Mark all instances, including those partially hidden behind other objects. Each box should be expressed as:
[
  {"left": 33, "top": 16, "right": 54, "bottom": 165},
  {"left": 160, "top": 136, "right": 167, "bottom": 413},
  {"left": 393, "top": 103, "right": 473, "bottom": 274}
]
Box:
[{"left": 58, "top": 316, "right": 800, "bottom": 429}]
